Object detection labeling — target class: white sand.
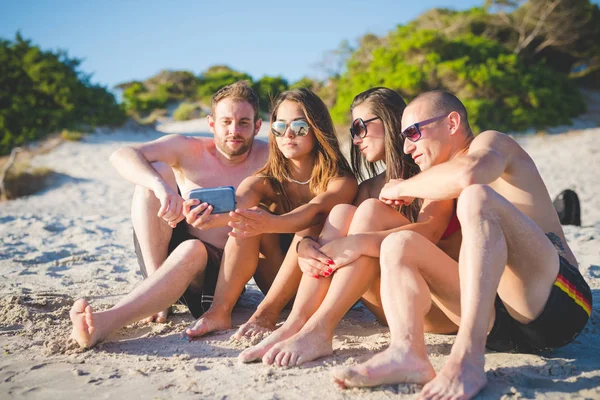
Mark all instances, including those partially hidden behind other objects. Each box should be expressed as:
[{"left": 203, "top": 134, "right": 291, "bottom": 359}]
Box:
[{"left": 1, "top": 120, "right": 599, "bottom": 399}]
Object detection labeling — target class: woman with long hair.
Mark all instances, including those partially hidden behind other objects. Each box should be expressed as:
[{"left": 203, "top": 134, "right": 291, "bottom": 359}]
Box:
[
  {"left": 185, "top": 88, "right": 358, "bottom": 337},
  {"left": 239, "top": 87, "right": 460, "bottom": 365}
]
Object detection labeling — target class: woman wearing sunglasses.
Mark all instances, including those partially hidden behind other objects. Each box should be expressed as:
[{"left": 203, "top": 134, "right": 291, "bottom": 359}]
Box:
[
  {"left": 238, "top": 87, "right": 460, "bottom": 366},
  {"left": 184, "top": 88, "right": 357, "bottom": 338}
]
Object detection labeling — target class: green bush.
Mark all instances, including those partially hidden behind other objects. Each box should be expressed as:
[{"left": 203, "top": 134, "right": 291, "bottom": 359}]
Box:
[
  {"left": 0, "top": 33, "right": 126, "bottom": 155},
  {"left": 60, "top": 129, "right": 85, "bottom": 141},
  {"left": 330, "top": 28, "right": 585, "bottom": 132},
  {"left": 173, "top": 102, "right": 205, "bottom": 121}
]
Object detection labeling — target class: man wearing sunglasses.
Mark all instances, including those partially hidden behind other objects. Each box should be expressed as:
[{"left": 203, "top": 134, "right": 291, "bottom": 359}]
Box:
[
  {"left": 333, "top": 90, "right": 591, "bottom": 400},
  {"left": 69, "top": 81, "right": 270, "bottom": 349}
]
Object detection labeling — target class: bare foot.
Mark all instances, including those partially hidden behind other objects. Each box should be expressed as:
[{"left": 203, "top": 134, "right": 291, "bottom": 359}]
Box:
[
  {"left": 69, "top": 299, "right": 100, "bottom": 348},
  {"left": 185, "top": 310, "right": 231, "bottom": 338},
  {"left": 331, "top": 345, "right": 435, "bottom": 388},
  {"left": 238, "top": 320, "right": 303, "bottom": 363},
  {"left": 143, "top": 308, "right": 169, "bottom": 324},
  {"left": 232, "top": 313, "right": 276, "bottom": 340},
  {"left": 418, "top": 354, "right": 487, "bottom": 400},
  {"left": 262, "top": 326, "right": 332, "bottom": 367}
]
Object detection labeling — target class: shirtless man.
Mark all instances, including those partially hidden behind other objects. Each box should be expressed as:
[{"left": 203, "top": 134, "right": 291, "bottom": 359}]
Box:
[
  {"left": 69, "top": 81, "right": 269, "bottom": 348},
  {"left": 332, "top": 91, "right": 592, "bottom": 400}
]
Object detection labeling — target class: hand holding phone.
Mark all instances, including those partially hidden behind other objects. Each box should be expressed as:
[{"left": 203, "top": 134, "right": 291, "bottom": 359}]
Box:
[{"left": 187, "top": 186, "right": 237, "bottom": 214}]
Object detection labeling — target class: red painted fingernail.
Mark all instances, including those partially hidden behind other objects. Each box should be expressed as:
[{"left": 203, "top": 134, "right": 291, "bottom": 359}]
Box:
[
  {"left": 323, "top": 272, "right": 330, "bottom": 277},
  {"left": 327, "top": 260, "right": 334, "bottom": 265},
  {"left": 326, "top": 267, "right": 333, "bottom": 274},
  {"left": 313, "top": 274, "right": 319, "bottom": 279}
]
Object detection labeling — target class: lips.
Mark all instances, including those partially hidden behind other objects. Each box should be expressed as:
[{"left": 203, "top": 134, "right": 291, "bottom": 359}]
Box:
[{"left": 413, "top": 154, "right": 422, "bottom": 162}]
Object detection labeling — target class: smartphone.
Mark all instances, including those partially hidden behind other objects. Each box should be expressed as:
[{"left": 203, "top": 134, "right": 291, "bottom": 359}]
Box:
[{"left": 187, "top": 186, "right": 236, "bottom": 214}]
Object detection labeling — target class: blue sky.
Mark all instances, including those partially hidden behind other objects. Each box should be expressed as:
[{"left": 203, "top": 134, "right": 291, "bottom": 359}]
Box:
[{"left": 2, "top": 0, "right": 595, "bottom": 89}]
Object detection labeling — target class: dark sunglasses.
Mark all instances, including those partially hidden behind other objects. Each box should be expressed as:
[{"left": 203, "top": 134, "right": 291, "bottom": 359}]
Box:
[
  {"left": 350, "top": 117, "right": 380, "bottom": 139},
  {"left": 401, "top": 114, "right": 448, "bottom": 142},
  {"left": 271, "top": 120, "right": 310, "bottom": 137}
]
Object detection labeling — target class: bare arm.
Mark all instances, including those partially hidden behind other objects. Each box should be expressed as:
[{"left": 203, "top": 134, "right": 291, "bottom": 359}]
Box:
[
  {"left": 318, "top": 198, "right": 454, "bottom": 268},
  {"left": 229, "top": 174, "right": 358, "bottom": 237},
  {"left": 380, "top": 131, "right": 515, "bottom": 203},
  {"left": 109, "top": 134, "right": 187, "bottom": 191}
]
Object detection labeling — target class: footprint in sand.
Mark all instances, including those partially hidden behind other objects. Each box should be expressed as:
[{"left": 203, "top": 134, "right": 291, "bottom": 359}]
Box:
[{"left": 589, "top": 264, "right": 600, "bottom": 278}]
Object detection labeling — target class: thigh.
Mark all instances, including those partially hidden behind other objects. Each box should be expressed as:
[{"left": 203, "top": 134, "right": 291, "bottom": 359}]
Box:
[{"left": 458, "top": 185, "right": 560, "bottom": 322}]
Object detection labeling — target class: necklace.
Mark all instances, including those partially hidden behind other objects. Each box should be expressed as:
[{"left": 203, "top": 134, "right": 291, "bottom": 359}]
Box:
[{"left": 285, "top": 175, "right": 311, "bottom": 185}]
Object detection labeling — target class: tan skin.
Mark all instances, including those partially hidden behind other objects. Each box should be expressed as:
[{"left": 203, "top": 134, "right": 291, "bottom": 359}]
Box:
[
  {"left": 182, "top": 100, "right": 358, "bottom": 338},
  {"left": 68, "top": 98, "right": 269, "bottom": 347},
  {"left": 237, "top": 102, "right": 458, "bottom": 366},
  {"left": 332, "top": 98, "right": 577, "bottom": 400}
]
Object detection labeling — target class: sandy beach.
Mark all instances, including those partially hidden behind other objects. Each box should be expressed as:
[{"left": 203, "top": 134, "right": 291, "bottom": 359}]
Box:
[{"left": 1, "top": 119, "right": 599, "bottom": 399}]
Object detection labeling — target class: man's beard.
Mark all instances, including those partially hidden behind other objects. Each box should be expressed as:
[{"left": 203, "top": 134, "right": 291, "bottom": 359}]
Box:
[{"left": 217, "top": 136, "right": 252, "bottom": 156}]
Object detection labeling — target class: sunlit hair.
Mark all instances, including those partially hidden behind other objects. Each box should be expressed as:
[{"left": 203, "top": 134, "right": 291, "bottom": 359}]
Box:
[
  {"left": 350, "top": 87, "right": 421, "bottom": 222},
  {"left": 256, "top": 88, "right": 351, "bottom": 213},
  {"left": 211, "top": 80, "right": 260, "bottom": 121},
  {"left": 410, "top": 90, "right": 473, "bottom": 135}
]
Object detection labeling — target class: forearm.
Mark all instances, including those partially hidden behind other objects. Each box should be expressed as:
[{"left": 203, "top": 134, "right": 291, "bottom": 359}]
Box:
[
  {"left": 270, "top": 204, "right": 325, "bottom": 234},
  {"left": 109, "top": 146, "right": 167, "bottom": 191}
]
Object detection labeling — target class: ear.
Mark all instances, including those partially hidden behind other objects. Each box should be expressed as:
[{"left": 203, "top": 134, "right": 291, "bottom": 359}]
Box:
[
  {"left": 254, "top": 118, "right": 262, "bottom": 137},
  {"left": 447, "top": 111, "right": 461, "bottom": 135},
  {"left": 207, "top": 115, "right": 215, "bottom": 134}
]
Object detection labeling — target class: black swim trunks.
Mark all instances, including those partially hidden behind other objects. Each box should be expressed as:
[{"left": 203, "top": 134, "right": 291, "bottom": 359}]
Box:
[
  {"left": 133, "top": 217, "right": 223, "bottom": 319},
  {"left": 486, "top": 252, "right": 592, "bottom": 353}
]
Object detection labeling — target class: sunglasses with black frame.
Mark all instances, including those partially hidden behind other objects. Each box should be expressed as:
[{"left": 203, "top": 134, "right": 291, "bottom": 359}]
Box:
[{"left": 349, "top": 116, "right": 380, "bottom": 140}]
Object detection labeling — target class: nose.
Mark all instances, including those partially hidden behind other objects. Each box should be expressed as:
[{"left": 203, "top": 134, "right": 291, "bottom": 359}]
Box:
[
  {"left": 352, "top": 134, "right": 363, "bottom": 146},
  {"left": 403, "top": 137, "right": 415, "bottom": 155},
  {"left": 284, "top": 126, "right": 296, "bottom": 138},
  {"left": 229, "top": 122, "right": 241, "bottom": 135}
]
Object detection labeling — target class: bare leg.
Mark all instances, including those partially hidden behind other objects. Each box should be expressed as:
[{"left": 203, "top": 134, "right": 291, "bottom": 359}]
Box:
[
  {"left": 332, "top": 231, "right": 459, "bottom": 387},
  {"left": 262, "top": 200, "right": 414, "bottom": 366},
  {"left": 233, "top": 204, "right": 358, "bottom": 340},
  {"left": 132, "top": 161, "right": 176, "bottom": 323},
  {"left": 70, "top": 240, "right": 209, "bottom": 348},
  {"left": 185, "top": 233, "right": 261, "bottom": 337},
  {"left": 420, "top": 185, "right": 560, "bottom": 400},
  {"left": 237, "top": 204, "right": 356, "bottom": 355}
]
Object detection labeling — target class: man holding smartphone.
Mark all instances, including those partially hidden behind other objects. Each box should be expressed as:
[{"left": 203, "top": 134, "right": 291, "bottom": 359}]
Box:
[{"left": 69, "top": 81, "right": 269, "bottom": 348}]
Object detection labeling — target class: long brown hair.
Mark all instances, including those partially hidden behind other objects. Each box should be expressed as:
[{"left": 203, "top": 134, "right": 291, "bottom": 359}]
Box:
[
  {"left": 256, "top": 88, "right": 351, "bottom": 213},
  {"left": 350, "top": 87, "right": 421, "bottom": 222}
]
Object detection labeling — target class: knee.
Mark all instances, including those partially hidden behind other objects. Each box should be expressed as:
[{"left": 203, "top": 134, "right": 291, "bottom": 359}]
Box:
[
  {"left": 170, "top": 240, "right": 208, "bottom": 274},
  {"left": 457, "top": 184, "right": 496, "bottom": 223},
  {"left": 328, "top": 203, "right": 357, "bottom": 223},
  {"left": 380, "top": 231, "right": 422, "bottom": 269},
  {"left": 351, "top": 198, "right": 387, "bottom": 232}
]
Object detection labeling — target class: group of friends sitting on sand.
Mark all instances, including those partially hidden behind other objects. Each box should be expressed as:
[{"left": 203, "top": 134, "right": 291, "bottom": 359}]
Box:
[{"left": 69, "top": 81, "right": 592, "bottom": 400}]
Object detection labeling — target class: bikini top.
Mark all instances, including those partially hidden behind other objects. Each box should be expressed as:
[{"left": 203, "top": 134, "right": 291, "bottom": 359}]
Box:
[{"left": 441, "top": 209, "right": 461, "bottom": 240}]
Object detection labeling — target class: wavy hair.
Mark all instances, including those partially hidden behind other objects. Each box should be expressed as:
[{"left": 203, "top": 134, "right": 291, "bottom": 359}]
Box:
[
  {"left": 350, "top": 87, "right": 421, "bottom": 222},
  {"left": 256, "top": 88, "right": 351, "bottom": 213}
]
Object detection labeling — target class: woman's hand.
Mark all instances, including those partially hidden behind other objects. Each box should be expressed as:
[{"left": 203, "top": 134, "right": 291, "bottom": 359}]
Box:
[
  {"left": 297, "top": 237, "right": 334, "bottom": 278},
  {"left": 320, "top": 235, "right": 364, "bottom": 270},
  {"left": 227, "top": 206, "right": 275, "bottom": 238}
]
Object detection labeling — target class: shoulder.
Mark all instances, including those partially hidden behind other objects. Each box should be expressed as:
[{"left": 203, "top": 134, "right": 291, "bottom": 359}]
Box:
[
  {"left": 357, "top": 173, "right": 385, "bottom": 198},
  {"left": 471, "top": 130, "right": 520, "bottom": 151},
  {"left": 328, "top": 171, "right": 358, "bottom": 188},
  {"left": 238, "top": 174, "right": 274, "bottom": 194}
]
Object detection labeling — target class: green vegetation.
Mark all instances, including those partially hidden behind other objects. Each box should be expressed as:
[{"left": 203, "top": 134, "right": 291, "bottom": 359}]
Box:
[
  {"left": 327, "top": 0, "right": 598, "bottom": 131},
  {"left": 60, "top": 129, "right": 85, "bottom": 141},
  {"left": 0, "top": 33, "right": 126, "bottom": 155},
  {"left": 173, "top": 102, "right": 206, "bottom": 121}
]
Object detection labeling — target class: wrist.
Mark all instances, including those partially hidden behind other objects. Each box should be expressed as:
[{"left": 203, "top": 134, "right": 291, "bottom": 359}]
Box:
[{"left": 296, "top": 236, "right": 318, "bottom": 253}]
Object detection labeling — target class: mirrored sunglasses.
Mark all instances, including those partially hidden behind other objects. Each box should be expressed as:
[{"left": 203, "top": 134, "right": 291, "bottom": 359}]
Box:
[
  {"left": 349, "top": 116, "right": 380, "bottom": 139},
  {"left": 271, "top": 120, "right": 310, "bottom": 137}
]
